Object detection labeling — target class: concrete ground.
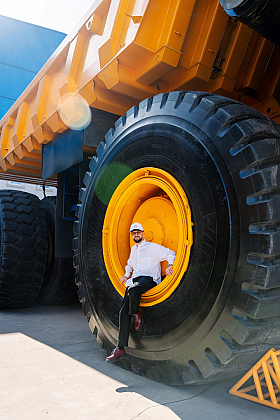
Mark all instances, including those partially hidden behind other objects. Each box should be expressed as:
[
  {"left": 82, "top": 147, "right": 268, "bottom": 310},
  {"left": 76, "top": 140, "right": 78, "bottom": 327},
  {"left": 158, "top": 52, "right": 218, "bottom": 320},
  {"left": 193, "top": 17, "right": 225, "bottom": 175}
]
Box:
[{"left": 0, "top": 304, "right": 279, "bottom": 420}]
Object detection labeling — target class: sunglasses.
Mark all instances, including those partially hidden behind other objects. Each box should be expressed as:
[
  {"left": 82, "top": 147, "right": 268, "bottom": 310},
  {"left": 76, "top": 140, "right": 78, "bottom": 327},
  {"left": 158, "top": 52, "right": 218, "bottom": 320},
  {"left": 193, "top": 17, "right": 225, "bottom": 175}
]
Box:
[{"left": 130, "top": 230, "right": 143, "bottom": 236}]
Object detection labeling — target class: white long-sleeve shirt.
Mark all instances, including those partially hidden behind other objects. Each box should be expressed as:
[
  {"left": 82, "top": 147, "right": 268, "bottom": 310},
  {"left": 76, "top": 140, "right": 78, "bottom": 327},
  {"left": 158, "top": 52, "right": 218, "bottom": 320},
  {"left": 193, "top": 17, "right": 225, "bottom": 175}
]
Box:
[{"left": 124, "top": 239, "right": 176, "bottom": 287}]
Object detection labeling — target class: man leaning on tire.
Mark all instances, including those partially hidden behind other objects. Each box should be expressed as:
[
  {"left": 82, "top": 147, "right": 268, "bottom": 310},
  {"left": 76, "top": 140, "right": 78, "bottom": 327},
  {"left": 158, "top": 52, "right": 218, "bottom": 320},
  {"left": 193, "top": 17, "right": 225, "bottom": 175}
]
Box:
[{"left": 106, "top": 222, "right": 176, "bottom": 362}]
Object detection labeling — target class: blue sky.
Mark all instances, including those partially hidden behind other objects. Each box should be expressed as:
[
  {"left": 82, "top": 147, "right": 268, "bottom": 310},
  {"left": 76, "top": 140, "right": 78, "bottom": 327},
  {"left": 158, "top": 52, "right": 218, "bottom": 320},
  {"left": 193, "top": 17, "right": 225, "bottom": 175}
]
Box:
[{"left": 1, "top": 0, "right": 94, "bottom": 34}]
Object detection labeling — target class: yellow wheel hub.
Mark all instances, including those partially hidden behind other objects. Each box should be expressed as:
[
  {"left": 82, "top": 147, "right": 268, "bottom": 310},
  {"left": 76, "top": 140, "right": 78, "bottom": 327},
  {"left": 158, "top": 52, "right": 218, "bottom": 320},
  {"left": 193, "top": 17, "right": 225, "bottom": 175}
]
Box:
[
  {"left": 102, "top": 167, "right": 193, "bottom": 306},
  {"left": 142, "top": 216, "right": 164, "bottom": 244}
]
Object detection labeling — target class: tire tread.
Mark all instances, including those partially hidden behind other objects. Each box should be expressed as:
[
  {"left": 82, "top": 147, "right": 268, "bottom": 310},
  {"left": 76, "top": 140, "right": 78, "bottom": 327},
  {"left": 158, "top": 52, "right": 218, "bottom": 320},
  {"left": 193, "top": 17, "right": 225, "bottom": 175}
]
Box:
[
  {"left": 74, "top": 91, "right": 280, "bottom": 385},
  {"left": 0, "top": 190, "right": 47, "bottom": 308}
]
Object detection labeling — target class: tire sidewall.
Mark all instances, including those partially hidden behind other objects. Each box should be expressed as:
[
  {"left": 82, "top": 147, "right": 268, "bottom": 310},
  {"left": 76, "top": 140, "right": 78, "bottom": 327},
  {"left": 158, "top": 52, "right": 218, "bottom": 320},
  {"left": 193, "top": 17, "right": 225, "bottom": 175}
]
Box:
[{"left": 79, "top": 113, "right": 240, "bottom": 359}]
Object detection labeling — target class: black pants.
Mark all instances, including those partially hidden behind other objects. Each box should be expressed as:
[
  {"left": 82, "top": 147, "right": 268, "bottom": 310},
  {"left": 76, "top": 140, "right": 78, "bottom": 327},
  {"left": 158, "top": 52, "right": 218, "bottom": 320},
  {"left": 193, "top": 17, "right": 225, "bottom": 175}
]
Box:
[{"left": 117, "top": 276, "right": 156, "bottom": 348}]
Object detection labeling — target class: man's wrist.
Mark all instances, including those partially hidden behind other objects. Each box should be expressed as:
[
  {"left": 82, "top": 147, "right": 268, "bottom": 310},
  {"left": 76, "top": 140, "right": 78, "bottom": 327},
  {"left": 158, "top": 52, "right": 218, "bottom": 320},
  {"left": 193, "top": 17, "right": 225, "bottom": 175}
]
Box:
[{"left": 168, "top": 264, "right": 173, "bottom": 267}]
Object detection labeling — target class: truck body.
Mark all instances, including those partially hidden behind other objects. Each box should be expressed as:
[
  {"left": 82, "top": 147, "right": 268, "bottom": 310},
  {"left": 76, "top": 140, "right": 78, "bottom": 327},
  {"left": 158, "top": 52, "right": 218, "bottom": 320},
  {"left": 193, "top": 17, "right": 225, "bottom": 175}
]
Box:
[
  {"left": 0, "top": 0, "right": 279, "bottom": 182},
  {"left": 0, "top": 0, "right": 280, "bottom": 385}
]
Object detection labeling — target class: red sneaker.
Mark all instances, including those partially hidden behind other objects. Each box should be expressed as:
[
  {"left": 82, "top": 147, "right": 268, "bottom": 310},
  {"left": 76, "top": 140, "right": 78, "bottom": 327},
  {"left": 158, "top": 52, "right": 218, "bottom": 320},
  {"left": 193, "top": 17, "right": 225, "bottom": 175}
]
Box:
[
  {"left": 134, "top": 309, "right": 142, "bottom": 330},
  {"left": 106, "top": 347, "right": 126, "bottom": 362}
]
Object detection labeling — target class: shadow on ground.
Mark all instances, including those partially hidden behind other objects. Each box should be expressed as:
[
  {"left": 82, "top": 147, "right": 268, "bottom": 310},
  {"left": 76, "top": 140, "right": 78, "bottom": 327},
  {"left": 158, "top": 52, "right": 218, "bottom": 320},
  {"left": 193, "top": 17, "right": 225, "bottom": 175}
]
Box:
[{"left": 0, "top": 304, "right": 278, "bottom": 420}]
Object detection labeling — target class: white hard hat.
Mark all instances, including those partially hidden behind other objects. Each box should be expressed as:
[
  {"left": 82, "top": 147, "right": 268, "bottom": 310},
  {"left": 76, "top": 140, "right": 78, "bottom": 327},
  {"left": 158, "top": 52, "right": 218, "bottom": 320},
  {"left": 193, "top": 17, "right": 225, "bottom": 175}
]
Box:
[{"left": 129, "top": 222, "right": 144, "bottom": 232}]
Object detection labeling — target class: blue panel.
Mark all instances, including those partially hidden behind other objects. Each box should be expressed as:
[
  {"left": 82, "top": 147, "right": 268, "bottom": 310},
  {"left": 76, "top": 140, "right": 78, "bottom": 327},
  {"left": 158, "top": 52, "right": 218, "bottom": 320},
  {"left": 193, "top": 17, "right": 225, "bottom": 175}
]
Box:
[
  {"left": 0, "top": 63, "right": 35, "bottom": 99},
  {"left": 0, "top": 15, "right": 66, "bottom": 119},
  {"left": 0, "top": 16, "right": 66, "bottom": 71},
  {"left": 42, "top": 129, "right": 83, "bottom": 179},
  {"left": 0, "top": 97, "right": 15, "bottom": 119}
]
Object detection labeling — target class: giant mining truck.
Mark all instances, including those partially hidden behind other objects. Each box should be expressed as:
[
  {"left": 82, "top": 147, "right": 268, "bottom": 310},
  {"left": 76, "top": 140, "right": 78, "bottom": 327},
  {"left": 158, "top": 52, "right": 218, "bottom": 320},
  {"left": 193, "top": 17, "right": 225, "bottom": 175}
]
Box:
[{"left": 0, "top": 0, "right": 280, "bottom": 385}]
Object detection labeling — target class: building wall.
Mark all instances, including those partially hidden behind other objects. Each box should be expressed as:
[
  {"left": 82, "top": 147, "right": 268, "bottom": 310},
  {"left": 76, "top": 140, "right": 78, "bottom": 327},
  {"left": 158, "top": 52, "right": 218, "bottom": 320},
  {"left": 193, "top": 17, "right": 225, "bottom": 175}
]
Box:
[
  {"left": 0, "top": 15, "right": 66, "bottom": 119},
  {"left": 0, "top": 15, "right": 65, "bottom": 196}
]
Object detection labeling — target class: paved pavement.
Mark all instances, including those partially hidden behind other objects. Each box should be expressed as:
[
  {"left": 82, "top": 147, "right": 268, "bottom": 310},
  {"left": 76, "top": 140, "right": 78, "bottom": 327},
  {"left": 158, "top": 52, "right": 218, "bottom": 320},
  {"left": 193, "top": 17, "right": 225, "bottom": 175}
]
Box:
[{"left": 0, "top": 304, "right": 279, "bottom": 420}]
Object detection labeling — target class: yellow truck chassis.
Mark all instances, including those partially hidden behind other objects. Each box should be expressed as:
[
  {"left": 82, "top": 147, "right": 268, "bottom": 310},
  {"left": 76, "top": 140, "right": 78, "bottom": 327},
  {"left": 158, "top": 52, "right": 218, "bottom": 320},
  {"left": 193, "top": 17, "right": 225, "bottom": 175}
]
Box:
[
  {"left": 0, "top": 0, "right": 280, "bottom": 385},
  {"left": 0, "top": 0, "right": 279, "bottom": 182}
]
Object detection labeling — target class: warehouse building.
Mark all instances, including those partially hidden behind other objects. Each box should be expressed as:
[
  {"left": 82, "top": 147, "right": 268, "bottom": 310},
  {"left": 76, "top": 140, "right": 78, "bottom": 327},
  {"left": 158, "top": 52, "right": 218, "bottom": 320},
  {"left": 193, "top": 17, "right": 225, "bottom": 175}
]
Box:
[{"left": 0, "top": 15, "right": 65, "bottom": 196}]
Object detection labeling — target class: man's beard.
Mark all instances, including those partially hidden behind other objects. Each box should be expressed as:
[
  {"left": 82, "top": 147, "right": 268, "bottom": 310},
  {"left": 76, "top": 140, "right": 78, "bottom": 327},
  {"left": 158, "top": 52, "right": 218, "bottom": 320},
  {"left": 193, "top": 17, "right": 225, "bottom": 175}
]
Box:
[{"left": 133, "top": 236, "right": 143, "bottom": 243}]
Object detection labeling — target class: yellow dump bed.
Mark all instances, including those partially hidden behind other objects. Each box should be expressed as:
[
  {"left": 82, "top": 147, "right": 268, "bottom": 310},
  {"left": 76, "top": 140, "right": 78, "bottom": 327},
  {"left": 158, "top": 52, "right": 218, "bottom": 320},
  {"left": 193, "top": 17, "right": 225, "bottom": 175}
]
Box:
[{"left": 0, "top": 0, "right": 279, "bottom": 182}]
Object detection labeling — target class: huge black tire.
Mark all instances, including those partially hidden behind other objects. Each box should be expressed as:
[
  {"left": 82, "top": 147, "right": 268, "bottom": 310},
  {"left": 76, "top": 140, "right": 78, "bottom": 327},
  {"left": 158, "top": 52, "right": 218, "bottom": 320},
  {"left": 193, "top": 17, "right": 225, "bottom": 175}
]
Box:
[
  {"left": 0, "top": 190, "right": 48, "bottom": 308},
  {"left": 36, "top": 197, "right": 77, "bottom": 305},
  {"left": 74, "top": 91, "right": 280, "bottom": 385}
]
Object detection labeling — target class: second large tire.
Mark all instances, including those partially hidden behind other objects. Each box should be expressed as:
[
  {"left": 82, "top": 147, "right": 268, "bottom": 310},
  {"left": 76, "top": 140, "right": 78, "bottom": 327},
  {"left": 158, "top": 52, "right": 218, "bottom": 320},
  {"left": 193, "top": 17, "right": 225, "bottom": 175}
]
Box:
[
  {"left": 0, "top": 190, "right": 48, "bottom": 308},
  {"left": 74, "top": 91, "right": 280, "bottom": 384}
]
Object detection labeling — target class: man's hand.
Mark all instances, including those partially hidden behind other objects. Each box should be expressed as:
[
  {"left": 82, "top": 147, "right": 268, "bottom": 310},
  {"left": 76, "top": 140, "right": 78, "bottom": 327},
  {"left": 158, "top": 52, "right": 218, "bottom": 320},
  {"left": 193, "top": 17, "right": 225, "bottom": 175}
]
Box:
[
  {"left": 120, "top": 276, "right": 128, "bottom": 285},
  {"left": 166, "top": 265, "right": 173, "bottom": 276}
]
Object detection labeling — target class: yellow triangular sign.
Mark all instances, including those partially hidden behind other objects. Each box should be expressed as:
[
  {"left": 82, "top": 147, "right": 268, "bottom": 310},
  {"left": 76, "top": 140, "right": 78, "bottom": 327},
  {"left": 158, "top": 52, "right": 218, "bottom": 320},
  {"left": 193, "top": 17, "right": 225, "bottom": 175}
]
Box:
[{"left": 230, "top": 348, "right": 280, "bottom": 410}]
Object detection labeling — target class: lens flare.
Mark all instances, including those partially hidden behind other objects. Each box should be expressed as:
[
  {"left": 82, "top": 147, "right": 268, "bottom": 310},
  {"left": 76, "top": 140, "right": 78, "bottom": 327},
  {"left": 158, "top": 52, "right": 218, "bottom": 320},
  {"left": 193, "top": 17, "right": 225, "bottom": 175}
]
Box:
[
  {"left": 58, "top": 93, "right": 91, "bottom": 130},
  {"left": 94, "top": 163, "right": 133, "bottom": 205}
]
